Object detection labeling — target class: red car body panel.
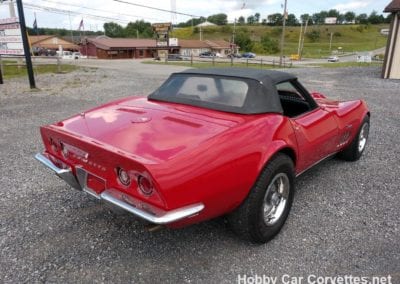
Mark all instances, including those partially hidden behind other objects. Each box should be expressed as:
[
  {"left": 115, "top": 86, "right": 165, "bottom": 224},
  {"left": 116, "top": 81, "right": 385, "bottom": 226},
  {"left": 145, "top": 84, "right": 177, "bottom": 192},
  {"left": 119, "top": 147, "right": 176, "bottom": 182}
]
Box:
[
  {"left": 37, "top": 71, "right": 369, "bottom": 228},
  {"left": 38, "top": 94, "right": 368, "bottom": 227}
]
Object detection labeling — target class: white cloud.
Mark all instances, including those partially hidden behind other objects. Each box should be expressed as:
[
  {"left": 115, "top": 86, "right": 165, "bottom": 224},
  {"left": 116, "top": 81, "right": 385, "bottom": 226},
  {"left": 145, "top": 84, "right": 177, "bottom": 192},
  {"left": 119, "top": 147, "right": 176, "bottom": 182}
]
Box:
[
  {"left": 0, "top": 0, "right": 387, "bottom": 30},
  {"left": 333, "top": 1, "right": 371, "bottom": 13}
]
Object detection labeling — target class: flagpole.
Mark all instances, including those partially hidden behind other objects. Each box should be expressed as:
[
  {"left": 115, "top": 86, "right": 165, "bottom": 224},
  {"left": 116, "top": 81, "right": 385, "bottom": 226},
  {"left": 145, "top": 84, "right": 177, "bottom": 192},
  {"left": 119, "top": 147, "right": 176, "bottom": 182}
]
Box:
[
  {"left": 79, "top": 18, "right": 82, "bottom": 44},
  {"left": 34, "top": 12, "right": 38, "bottom": 36},
  {"left": 279, "top": 0, "right": 288, "bottom": 66},
  {"left": 68, "top": 11, "right": 73, "bottom": 43},
  {"left": 84, "top": 21, "right": 87, "bottom": 57}
]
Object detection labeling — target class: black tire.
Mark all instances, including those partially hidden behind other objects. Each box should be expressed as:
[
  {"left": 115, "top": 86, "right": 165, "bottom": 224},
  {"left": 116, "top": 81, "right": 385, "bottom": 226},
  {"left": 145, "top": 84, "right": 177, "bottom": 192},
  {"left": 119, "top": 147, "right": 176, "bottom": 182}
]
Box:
[
  {"left": 228, "top": 153, "right": 295, "bottom": 243},
  {"left": 338, "top": 115, "right": 370, "bottom": 161}
]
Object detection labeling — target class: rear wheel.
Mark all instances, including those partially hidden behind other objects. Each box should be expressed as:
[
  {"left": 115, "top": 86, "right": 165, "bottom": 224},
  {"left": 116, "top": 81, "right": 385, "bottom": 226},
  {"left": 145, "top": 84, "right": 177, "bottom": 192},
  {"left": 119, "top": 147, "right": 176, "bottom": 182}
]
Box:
[
  {"left": 338, "top": 116, "right": 370, "bottom": 161},
  {"left": 228, "top": 153, "right": 295, "bottom": 243}
]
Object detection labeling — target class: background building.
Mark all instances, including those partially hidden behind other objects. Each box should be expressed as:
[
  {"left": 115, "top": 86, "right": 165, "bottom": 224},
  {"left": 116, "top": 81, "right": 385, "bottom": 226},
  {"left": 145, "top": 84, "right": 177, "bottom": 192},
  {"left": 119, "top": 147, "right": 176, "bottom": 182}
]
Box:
[
  {"left": 81, "top": 37, "right": 159, "bottom": 59},
  {"left": 382, "top": 0, "right": 400, "bottom": 79},
  {"left": 79, "top": 37, "right": 235, "bottom": 59},
  {"left": 29, "top": 35, "right": 79, "bottom": 55},
  {"left": 179, "top": 39, "right": 236, "bottom": 57}
]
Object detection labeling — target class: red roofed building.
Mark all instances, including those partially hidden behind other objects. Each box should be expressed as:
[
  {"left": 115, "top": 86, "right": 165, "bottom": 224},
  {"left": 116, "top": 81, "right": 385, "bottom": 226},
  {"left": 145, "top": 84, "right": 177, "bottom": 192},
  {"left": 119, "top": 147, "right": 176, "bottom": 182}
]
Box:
[
  {"left": 79, "top": 36, "right": 236, "bottom": 59},
  {"left": 81, "top": 36, "right": 163, "bottom": 59}
]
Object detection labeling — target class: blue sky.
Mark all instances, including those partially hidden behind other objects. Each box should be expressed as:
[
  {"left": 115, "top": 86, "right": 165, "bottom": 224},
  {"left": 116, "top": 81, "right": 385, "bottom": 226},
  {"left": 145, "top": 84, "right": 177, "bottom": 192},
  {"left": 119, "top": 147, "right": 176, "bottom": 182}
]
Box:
[{"left": 0, "top": 0, "right": 392, "bottom": 31}]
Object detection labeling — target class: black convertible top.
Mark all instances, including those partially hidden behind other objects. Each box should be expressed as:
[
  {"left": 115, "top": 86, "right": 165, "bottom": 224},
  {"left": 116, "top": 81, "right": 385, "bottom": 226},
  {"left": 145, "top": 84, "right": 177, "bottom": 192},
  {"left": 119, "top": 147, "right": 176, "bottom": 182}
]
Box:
[
  {"left": 149, "top": 68, "right": 298, "bottom": 115},
  {"left": 179, "top": 68, "right": 297, "bottom": 85}
]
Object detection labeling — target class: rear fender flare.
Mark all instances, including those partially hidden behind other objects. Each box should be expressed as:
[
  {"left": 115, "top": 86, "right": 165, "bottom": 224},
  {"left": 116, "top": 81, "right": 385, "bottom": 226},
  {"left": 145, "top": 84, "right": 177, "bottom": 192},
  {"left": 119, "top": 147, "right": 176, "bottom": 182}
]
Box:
[{"left": 257, "top": 141, "right": 297, "bottom": 179}]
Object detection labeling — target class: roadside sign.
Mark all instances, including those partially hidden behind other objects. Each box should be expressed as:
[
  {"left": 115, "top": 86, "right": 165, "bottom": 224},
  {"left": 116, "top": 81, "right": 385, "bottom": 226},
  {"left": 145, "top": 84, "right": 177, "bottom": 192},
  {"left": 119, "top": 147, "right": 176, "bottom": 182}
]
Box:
[
  {"left": 0, "top": 17, "right": 24, "bottom": 55},
  {"left": 152, "top": 23, "right": 172, "bottom": 33},
  {"left": 152, "top": 22, "right": 172, "bottom": 48}
]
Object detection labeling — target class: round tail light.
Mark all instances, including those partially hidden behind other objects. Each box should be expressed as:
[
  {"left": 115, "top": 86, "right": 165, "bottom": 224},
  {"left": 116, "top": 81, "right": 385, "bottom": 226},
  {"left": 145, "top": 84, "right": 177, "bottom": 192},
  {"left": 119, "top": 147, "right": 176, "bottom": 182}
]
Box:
[
  {"left": 138, "top": 176, "right": 153, "bottom": 196},
  {"left": 117, "top": 167, "right": 131, "bottom": 186}
]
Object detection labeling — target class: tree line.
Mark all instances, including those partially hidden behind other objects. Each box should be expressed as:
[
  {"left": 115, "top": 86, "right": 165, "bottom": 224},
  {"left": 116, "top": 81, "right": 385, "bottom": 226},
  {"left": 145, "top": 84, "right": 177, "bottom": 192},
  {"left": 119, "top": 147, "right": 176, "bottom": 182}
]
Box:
[
  {"left": 27, "top": 8, "right": 390, "bottom": 40},
  {"left": 26, "top": 20, "right": 154, "bottom": 39},
  {"left": 177, "top": 9, "right": 391, "bottom": 27}
]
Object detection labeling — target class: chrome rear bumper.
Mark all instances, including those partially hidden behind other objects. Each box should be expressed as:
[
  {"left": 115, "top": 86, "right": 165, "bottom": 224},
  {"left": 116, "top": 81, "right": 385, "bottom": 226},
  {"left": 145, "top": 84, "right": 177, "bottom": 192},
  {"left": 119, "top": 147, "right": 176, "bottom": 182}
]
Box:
[
  {"left": 35, "top": 153, "right": 204, "bottom": 224},
  {"left": 35, "top": 153, "right": 82, "bottom": 190}
]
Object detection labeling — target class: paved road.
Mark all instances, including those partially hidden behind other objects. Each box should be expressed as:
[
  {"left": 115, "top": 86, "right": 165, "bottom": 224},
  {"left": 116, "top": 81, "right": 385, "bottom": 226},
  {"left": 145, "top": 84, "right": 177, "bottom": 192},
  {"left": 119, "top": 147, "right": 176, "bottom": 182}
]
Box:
[{"left": 0, "top": 63, "right": 399, "bottom": 283}]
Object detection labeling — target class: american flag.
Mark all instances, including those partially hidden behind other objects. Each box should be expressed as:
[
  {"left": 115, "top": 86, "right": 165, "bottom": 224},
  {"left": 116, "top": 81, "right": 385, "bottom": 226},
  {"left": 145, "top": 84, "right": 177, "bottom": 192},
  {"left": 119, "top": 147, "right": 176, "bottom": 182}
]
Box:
[{"left": 78, "top": 19, "right": 84, "bottom": 31}]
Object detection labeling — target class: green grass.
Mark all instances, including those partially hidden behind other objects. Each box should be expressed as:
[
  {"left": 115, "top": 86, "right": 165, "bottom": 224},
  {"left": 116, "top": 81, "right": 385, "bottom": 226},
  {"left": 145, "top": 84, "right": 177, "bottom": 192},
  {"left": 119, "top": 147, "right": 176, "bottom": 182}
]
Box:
[
  {"left": 2, "top": 63, "right": 78, "bottom": 79},
  {"left": 171, "top": 24, "right": 389, "bottom": 58},
  {"left": 315, "top": 61, "right": 383, "bottom": 68}
]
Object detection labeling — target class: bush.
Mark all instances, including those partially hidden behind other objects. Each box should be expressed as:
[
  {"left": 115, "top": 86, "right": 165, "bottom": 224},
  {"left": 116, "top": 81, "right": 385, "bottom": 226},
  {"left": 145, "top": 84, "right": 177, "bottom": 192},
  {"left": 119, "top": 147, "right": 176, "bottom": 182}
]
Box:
[
  {"left": 221, "top": 25, "right": 233, "bottom": 33},
  {"left": 356, "top": 25, "right": 364, "bottom": 33},
  {"left": 306, "top": 30, "right": 320, "bottom": 42},
  {"left": 261, "top": 35, "right": 279, "bottom": 54},
  {"left": 251, "top": 42, "right": 265, "bottom": 54},
  {"left": 270, "top": 27, "right": 282, "bottom": 37},
  {"left": 235, "top": 31, "right": 254, "bottom": 52}
]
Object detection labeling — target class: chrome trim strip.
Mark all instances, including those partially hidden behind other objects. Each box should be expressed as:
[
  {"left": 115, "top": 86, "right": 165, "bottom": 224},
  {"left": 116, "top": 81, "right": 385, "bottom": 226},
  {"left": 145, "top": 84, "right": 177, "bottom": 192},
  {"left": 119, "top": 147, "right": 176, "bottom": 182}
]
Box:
[
  {"left": 101, "top": 190, "right": 205, "bottom": 224},
  {"left": 296, "top": 152, "right": 338, "bottom": 177},
  {"left": 35, "top": 153, "right": 82, "bottom": 190}
]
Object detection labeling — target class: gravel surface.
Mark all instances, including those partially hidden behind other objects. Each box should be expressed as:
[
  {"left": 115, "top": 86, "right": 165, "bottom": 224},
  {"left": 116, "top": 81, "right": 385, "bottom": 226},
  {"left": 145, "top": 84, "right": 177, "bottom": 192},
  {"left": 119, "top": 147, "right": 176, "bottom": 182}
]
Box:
[{"left": 0, "top": 62, "right": 399, "bottom": 283}]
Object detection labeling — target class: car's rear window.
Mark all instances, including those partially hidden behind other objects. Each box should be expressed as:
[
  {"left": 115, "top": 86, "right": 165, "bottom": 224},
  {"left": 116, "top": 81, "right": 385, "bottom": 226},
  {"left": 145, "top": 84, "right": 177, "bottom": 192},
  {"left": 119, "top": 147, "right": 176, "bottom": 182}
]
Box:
[{"left": 151, "top": 75, "right": 249, "bottom": 107}]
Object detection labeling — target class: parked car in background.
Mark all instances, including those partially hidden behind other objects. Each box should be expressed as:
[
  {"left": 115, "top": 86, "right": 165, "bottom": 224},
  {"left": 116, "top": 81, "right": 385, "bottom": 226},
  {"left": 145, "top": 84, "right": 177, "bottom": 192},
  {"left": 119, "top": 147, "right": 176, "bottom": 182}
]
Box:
[
  {"left": 58, "top": 51, "right": 73, "bottom": 59},
  {"left": 242, "top": 52, "right": 256, "bottom": 58},
  {"left": 167, "top": 54, "right": 184, "bottom": 61},
  {"left": 199, "top": 51, "right": 217, "bottom": 58},
  {"left": 35, "top": 68, "right": 370, "bottom": 243},
  {"left": 327, "top": 56, "right": 339, "bottom": 62},
  {"left": 72, "top": 52, "right": 84, "bottom": 59},
  {"left": 227, "top": 53, "right": 242, "bottom": 59}
]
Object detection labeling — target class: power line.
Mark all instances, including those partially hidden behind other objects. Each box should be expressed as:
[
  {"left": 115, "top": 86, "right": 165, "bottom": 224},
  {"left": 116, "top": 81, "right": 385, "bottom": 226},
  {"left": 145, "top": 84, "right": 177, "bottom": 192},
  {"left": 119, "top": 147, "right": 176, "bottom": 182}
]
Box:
[
  {"left": 113, "top": 0, "right": 200, "bottom": 19},
  {"left": 24, "top": 3, "right": 132, "bottom": 24},
  {"left": 33, "top": 0, "right": 164, "bottom": 22}
]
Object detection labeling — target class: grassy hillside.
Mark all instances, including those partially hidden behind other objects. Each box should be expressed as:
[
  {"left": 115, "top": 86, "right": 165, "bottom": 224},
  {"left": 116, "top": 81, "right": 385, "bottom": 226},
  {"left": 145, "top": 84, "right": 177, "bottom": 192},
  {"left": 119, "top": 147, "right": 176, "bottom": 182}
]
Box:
[{"left": 171, "top": 24, "right": 389, "bottom": 58}]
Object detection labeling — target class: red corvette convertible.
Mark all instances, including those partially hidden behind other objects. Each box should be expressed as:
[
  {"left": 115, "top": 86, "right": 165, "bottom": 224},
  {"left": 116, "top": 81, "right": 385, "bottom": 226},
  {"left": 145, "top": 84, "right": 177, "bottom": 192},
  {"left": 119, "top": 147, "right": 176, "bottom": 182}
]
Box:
[{"left": 36, "top": 68, "right": 370, "bottom": 243}]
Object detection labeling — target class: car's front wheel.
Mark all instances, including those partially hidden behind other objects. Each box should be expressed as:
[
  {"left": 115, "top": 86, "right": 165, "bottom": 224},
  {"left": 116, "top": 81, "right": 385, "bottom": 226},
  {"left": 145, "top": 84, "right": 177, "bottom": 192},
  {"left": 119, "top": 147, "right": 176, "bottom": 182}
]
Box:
[
  {"left": 228, "top": 153, "right": 295, "bottom": 243},
  {"left": 338, "top": 115, "right": 370, "bottom": 161}
]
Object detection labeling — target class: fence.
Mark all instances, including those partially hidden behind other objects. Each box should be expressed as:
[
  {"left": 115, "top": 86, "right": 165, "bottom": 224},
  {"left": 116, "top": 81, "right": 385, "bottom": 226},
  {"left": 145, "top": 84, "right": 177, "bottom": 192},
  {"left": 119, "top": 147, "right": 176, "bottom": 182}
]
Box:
[
  {"left": 164, "top": 56, "right": 294, "bottom": 69},
  {"left": 0, "top": 55, "right": 76, "bottom": 82}
]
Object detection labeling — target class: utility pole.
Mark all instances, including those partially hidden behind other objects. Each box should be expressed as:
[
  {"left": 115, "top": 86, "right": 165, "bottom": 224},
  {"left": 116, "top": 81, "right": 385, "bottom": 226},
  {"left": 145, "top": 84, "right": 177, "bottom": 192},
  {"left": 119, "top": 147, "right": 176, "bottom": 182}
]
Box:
[
  {"left": 329, "top": 32, "right": 333, "bottom": 52},
  {"left": 0, "top": 55, "right": 3, "bottom": 84},
  {"left": 9, "top": 0, "right": 16, "bottom": 17},
  {"left": 299, "top": 17, "right": 309, "bottom": 60},
  {"left": 232, "top": 18, "right": 236, "bottom": 54},
  {"left": 279, "top": 0, "right": 287, "bottom": 66},
  {"left": 297, "top": 21, "right": 303, "bottom": 56},
  {"left": 15, "top": 0, "right": 36, "bottom": 88}
]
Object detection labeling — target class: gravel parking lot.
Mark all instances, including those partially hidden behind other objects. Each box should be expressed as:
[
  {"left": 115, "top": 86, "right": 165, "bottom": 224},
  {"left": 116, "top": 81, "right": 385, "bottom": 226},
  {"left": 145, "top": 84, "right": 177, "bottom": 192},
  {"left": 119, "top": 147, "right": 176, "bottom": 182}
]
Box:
[{"left": 0, "top": 62, "right": 399, "bottom": 283}]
